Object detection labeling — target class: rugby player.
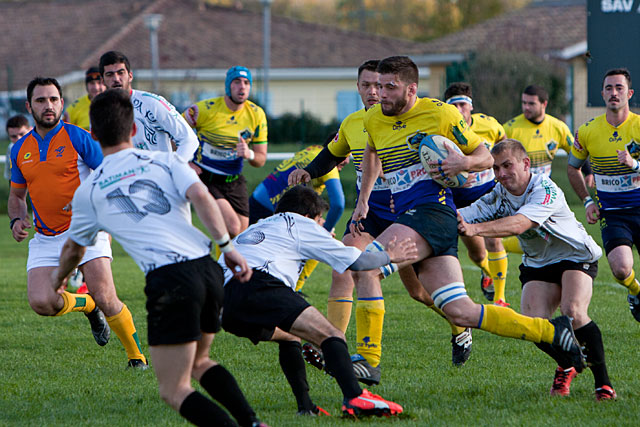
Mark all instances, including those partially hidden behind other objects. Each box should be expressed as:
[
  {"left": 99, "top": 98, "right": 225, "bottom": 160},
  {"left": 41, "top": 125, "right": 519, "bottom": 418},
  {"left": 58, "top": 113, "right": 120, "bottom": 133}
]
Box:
[
  {"left": 63, "top": 66, "right": 105, "bottom": 131},
  {"left": 51, "top": 89, "right": 267, "bottom": 426},
  {"left": 4, "top": 115, "right": 31, "bottom": 180},
  {"left": 444, "top": 82, "right": 509, "bottom": 306},
  {"left": 184, "top": 66, "right": 268, "bottom": 237},
  {"left": 567, "top": 67, "right": 640, "bottom": 323},
  {"left": 459, "top": 139, "right": 616, "bottom": 400},
  {"left": 8, "top": 78, "right": 147, "bottom": 368},
  {"left": 353, "top": 56, "right": 586, "bottom": 380}
]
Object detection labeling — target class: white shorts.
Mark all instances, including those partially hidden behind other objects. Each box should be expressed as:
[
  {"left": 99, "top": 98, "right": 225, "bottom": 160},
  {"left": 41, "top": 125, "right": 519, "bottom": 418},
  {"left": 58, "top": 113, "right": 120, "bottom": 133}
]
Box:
[{"left": 26, "top": 230, "right": 112, "bottom": 271}]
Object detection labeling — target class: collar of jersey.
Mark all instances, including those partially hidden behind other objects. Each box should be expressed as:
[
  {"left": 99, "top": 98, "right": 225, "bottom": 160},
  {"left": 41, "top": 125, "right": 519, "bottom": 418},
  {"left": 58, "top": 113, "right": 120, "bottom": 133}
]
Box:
[{"left": 32, "top": 121, "right": 64, "bottom": 162}]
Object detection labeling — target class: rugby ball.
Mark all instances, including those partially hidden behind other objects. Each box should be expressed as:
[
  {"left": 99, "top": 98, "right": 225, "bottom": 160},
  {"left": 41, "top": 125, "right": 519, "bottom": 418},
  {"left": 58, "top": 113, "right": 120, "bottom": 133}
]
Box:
[{"left": 419, "top": 134, "right": 469, "bottom": 188}]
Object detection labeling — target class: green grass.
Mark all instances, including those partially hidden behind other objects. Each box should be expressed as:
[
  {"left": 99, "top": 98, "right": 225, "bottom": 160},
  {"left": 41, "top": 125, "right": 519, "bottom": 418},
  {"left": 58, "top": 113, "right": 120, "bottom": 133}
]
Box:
[{"left": 0, "top": 158, "right": 638, "bottom": 425}]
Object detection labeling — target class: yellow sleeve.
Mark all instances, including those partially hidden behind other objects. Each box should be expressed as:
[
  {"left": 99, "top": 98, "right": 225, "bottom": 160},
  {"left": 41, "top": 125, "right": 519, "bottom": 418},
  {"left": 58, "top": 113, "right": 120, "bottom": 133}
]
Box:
[
  {"left": 559, "top": 121, "right": 574, "bottom": 153},
  {"left": 327, "top": 124, "right": 352, "bottom": 157},
  {"left": 252, "top": 106, "right": 268, "bottom": 144}
]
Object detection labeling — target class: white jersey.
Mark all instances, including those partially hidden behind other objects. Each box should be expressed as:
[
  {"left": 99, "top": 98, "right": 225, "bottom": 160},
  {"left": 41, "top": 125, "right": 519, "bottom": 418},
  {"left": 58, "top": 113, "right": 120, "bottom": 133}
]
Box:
[
  {"left": 220, "top": 212, "right": 361, "bottom": 290},
  {"left": 459, "top": 173, "right": 602, "bottom": 268},
  {"left": 131, "top": 89, "right": 199, "bottom": 163},
  {"left": 68, "top": 148, "right": 212, "bottom": 274}
]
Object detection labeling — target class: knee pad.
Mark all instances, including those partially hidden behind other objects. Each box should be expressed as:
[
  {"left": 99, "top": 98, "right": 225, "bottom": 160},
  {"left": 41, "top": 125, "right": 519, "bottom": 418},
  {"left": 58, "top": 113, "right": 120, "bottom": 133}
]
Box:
[
  {"left": 431, "top": 282, "right": 467, "bottom": 310},
  {"left": 365, "top": 240, "right": 398, "bottom": 278}
]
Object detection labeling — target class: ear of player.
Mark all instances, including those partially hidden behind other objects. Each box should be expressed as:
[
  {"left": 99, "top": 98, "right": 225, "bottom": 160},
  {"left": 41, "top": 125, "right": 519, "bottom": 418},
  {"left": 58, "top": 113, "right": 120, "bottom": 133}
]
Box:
[{"left": 419, "top": 134, "right": 469, "bottom": 187}]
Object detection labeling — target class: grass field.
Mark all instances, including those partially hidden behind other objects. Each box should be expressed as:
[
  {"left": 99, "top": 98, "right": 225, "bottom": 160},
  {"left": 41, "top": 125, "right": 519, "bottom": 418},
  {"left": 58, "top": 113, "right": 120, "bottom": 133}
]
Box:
[{"left": 1, "top": 157, "right": 639, "bottom": 426}]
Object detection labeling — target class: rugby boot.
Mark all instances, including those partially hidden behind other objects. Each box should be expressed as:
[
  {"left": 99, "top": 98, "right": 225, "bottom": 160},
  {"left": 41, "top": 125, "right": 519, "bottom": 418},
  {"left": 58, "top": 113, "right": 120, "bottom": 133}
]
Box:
[{"left": 451, "top": 328, "right": 472, "bottom": 366}]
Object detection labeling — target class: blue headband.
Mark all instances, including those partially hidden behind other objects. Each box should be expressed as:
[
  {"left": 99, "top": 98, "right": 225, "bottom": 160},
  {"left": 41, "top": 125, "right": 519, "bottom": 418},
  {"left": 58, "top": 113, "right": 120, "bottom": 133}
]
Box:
[
  {"left": 446, "top": 95, "right": 472, "bottom": 106},
  {"left": 225, "top": 66, "right": 252, "bottom": 97}
]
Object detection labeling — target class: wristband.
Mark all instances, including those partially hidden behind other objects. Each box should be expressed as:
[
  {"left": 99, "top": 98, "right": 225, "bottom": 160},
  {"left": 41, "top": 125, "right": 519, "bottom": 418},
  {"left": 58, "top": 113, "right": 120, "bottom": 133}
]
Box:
[
  {"left": 633, "top": 159, "right": 640, "bottom": 171},
  {"left": 215, "top": 233, "right": 234, "bottom": 253},
  {"left": 248, "top": 150, "right": 255, "bottom": 161},
  {"left": 9, "top": 217, "right": 21, "bottom": 230},
  {"left": 583, "top": 196, "right": 595, "bottom": 209}
]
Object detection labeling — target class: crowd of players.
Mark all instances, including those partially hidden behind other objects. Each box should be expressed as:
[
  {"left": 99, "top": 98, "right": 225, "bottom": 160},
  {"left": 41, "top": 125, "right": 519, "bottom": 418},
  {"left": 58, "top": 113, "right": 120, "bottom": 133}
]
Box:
[{"left": 5, "top": 50, "right": 639, "bottom": 424}]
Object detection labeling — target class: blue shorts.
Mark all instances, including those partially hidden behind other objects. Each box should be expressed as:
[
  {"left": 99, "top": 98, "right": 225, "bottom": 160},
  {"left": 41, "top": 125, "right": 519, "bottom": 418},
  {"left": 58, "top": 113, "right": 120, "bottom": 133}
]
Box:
[
  {"left": 343, "top": 208, "right": 394, "bottom": 239},
  {"left": 451, "top": 180, "right": 496, "bottom": 209},
  {"left": 395, "top": 203, "right": 458, "bottom": 257},
  {"left": 600, "top": 209, "right": 640, "bottom": 255}
]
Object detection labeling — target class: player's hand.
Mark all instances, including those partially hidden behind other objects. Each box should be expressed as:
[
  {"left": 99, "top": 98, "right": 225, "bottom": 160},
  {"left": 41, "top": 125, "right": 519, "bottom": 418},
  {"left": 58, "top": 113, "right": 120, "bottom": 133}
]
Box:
[
  {"left": 225, "top": 249, "right": 252, "bottom": 282},
  {"left": 288, "top": 169, "right": 311, "bottom": 185},
  {"left": 616, "top": 149, "right": 634, "bottom": 169},
  {"left": 384, "top": 236, "right": 418, "bottom": 264},
  {"left": 428, "top": 144, "right": 467, "bottom": 178},
  {"left": 584, "top": 173, "right": 595, "bottom": 188},
  {"left": 457, "top": 212, "right": 475, "bottom": 236},
  {"left": 585, "top": 203, "right": 600, "bottom": 224},
  {"left": 188, "top": 162, "right": 202, "bottom": 175},
  {"left": 236, "top": 138, "right": 254, "bottom": 160},
  {"left": 350, "top": 202, "right": 369, "bottom": 237},
  {"left": 11, "top": 218, "right": 31, "bottom": 242}
]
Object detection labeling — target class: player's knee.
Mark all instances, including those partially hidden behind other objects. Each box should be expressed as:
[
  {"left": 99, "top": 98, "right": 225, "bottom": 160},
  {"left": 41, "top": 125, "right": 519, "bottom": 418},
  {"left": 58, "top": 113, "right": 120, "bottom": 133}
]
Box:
[
  {"left": 560, "top": 302, "right": 587, "bottom": 324},
  {"left": 28, "top": 297, "right": 57, "bottom": 316},
  {"left": 322, "top": 324, "right": 346, "bottom": 342},
  {"left": 610, "top": 263, "right": 633, "bottom": 281},
  {"left": 467, "top": 247, "right": 486, "bottom": 264},
  {"left": 432, "top": 283, "right": 472, "bottom": 325}
]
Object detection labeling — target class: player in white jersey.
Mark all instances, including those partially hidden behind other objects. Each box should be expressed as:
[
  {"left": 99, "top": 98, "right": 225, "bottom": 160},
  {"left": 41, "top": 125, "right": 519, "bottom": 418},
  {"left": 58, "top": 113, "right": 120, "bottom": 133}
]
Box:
[
  {"left": 99, "top": 51, "right": 198, "bottom": 163},
  {"left": 50, "top": 89, "right": 267, "bottom": 426},
  {"left": 458, "top": 139, "right": 616, "bottom": 401},
  {"left": 219, "top": 185, "right": 415, "bottom": 417}
]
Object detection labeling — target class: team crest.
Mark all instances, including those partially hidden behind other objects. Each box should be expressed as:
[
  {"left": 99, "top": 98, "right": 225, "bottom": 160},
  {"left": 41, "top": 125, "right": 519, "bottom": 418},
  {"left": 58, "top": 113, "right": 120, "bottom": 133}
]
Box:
[
  {"left": 626, "top": 140, "right": 640, "bottom": 160},
  {"left": 406, "top": 131, "right": 427, "bottom": 152},
  {"left": 545, "top": 140, "right": 558, "bottom": 159}
]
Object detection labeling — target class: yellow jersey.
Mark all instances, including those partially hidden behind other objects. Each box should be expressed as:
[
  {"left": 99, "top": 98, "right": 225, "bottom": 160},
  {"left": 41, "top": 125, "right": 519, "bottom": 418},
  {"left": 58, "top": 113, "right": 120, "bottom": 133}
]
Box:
[
  {"left": 465, "top": 112, "right": 505, "bottom": 188},
  {"left": 503, "top": 113, "right": 573, "bottom": 176},
  {"left": 184, "top": 97, "right": 267, "bottom": 175},
  {"left": 364, "top": 97, "right": 482, "bottom": 214},
  {"left": 328, "top": 108, "right": 394, "bottom": 219},
  {"left": 572, "top": 112, "right": 640, "bottom": 210},
  {"left": 65, "top": 94, "right": 91, "bottom": 131}
]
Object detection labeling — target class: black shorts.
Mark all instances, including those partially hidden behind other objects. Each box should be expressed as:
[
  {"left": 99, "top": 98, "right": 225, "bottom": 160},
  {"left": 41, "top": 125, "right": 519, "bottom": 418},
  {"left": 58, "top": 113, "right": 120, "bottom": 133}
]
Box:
[
  {"left": 200, "top": 170, "right": 250, "bottom": 217},
  {"left": 600, "top": 209, "right": 640, "bottom": 255},
  {"left": 519, "top": 260, "right": 598, "bottom": 287},
  {"left": 144, "top": 256, "right": 224, "bottom": 346},
  {"left": 249, "top": 195, "right": 274, "bottom": 225},
  {"left": 342, "top": 209, "right": 394, "bottom": 239},
  {"left": 395, "top": 203, "right": 458, "bottom": 257},
  {"left": 222, "top": 269, "right": 311, "bottom": 344}
]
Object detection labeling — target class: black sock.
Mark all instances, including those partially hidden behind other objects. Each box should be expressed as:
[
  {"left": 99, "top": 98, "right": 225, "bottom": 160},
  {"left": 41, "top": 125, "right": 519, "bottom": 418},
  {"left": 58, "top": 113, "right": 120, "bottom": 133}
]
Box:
[
  {"left": 320, "top": 336, "right": 362, "bottom": 400},
  {"left": 179, "top": 391, "right": 237, "bottom": 426},
  {"left": 278, "top": 341, "right": 315, "bottom": 412},
  {"left": 534, "top": 342, "right": 573, "bottom": 369},
  {"left": 200, "top": 364, "right": 257, "bottom": 427},
  {"left": 574, "top": 321, "right": 612, "bottom": 388}
]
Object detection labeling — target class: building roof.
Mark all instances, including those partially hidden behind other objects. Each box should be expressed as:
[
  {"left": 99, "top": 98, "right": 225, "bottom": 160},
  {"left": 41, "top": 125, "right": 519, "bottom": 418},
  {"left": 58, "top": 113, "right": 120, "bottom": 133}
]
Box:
[
  {"left": 0, "top": 0, "right": 429, "bottom": 93},
  {"left": 418, "top": 0, "right": 586, "bottom": 59}
]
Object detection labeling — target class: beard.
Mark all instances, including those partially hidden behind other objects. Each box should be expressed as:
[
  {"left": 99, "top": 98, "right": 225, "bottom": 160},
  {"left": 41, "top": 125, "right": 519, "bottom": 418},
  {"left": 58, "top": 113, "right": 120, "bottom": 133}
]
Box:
[
  {"left": 381, "top": 89, "right": 409, "bottom": 116},
  {"left": 230, "top": 93, "right": 247, "bottom": 105},
  {"left": 33, "top": 109, "right": 62, "bottom": 129}
]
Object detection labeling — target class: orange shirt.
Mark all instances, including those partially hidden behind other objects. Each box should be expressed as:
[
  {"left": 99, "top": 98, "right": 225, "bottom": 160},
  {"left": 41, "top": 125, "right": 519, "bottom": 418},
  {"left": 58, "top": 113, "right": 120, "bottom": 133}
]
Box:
[{"left": 11, "top": 122, "right": 103, "bottom": 235}]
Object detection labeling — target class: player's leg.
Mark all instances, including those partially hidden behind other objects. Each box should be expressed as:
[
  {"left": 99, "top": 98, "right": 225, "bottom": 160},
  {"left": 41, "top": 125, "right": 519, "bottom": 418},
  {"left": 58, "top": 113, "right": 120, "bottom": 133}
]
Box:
[
  {"left": 295, "top": 259, "right": 319, "bottom": 292},
  {"left": 215, "top": 198, "right": 243, "bottom": 237},
  {"left": 461, "top": 235, "right": 494, "bottom": 301},
  {"left": 561, "top": 269, "right": 615, "bottom": 400},
  {"left": 486, "top": 237, "right": 509, "bottom": 305},
  {"left": 607, "top": 245, "right": 640, "bottom": 321},
  {"left": 82, "top": 256, "right": 147, "bottom": 366},
  {"left": 327, "top": 268, "right": 355, "bottom": 332}
]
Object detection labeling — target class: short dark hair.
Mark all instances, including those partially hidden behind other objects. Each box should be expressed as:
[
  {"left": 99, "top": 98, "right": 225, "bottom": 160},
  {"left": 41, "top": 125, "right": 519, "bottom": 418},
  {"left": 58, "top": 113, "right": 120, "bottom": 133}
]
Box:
[
  {"left": 26, "top": 77, "right": 62, "bottom": 103},
  {"left": 275, "top": 185, "right": 329, "bottom": 218},
  {"left": 89, "top": 89, "right": 134, "bottom": 147},
  {"left": 99, "top": 51, "right": 131, "bottom": 75},
  {"left": 603, "top": 68, "right": 632, "bottom": 89},
  {"left": 357, "top": 59, "right": 380, "bottom": 79},
  {"left": 491, "top": 138, "right": 529, "bottom": 160},
  {"left": 377, "top": 56, "right": 418, "bottom": 86},
  {"left": 444, "top": 82, "right": 472, "bottom": 101},
  {"left": 6, "top": 114, "right": 29, "bottom": 133},
  {"left": 523, "top": 85, "right": 548, "bottom": 104}
]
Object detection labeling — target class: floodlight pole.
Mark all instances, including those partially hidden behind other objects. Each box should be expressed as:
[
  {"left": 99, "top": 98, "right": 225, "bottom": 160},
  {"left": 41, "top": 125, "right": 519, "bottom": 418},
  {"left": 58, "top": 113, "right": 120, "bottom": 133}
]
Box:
[
  {"left": 144, "top": 14, "right": 163, "bottom": 94},
  {"left": 261, "top": 0, "right": 272, "bottom": 114}
]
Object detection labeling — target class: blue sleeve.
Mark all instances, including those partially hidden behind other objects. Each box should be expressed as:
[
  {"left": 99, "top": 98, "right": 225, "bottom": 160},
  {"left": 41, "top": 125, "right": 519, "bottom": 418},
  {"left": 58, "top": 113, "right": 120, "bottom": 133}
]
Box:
[
  {"left": 10, "top": 139, "right": 26, "bottom": 185},
  {"left": 66, "top": 124, "right": 103, "bottom": 169},
  {"left": 323, "top": 178, "right": 345, "bottom": 231}
]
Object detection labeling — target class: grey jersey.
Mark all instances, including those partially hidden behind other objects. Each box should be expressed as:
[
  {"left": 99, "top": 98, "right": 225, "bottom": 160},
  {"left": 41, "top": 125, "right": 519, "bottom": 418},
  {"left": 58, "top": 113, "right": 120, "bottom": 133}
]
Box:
[{"left": 459, "top": 173, "right": 602, "bottom": 268}]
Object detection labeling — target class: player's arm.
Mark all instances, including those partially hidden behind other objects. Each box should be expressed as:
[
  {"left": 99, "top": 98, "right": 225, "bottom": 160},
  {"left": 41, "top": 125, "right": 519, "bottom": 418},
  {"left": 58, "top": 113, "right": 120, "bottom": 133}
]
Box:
[
  {"left": 52, "top": 238, "right": 87, "bottom": 291},
  {"left": 289, "top": 148, "right": 346, "bottom": 185},
  {"left": 567, "top": 150, "right": 599, "bottom": 224},
  {"left": 458, "top": 213, "right": 535, "bottom": 238},
  {"left": 323, "top": 178, "right": 345, "bottom": 232},
  {"left": 156, "top": 101, "right": 198, "bottom": 163},
  {"left": 8, "top": 186, "right": 31, "bottom": 242},
  {"left": 349, "top": 237, "right": 418, "bottom": 269},
  {"left": 352, "top": 141, "right": 380, "bottom": 225},
  {"left": 186, "top": 181, "right": 251, "bottom": 282}
]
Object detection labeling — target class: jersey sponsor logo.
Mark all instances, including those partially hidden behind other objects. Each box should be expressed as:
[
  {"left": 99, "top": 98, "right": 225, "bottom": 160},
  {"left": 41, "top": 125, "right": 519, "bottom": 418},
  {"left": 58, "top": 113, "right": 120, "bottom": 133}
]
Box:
[
  {"left": 596, "top": 172, "right": 640, "bottom": 191},
  {"left": 23, "top": 152, "right": 32, "bottom": 160},
  {"left": 573, "top": 134, "right": 584, "bottom": 152},
  {"left": 55, "top": 146, "right": 65, "bottom": 157},
  {"left": 626, "top": 140, "right": 640, "bottom": 159},
  {"left": 533, "top": 129, "right": 543, "bottom": 139},
  {"left": 540, "top": 181, "right": 557, "bottom": 205},
  {"left": 609, "top": 131, "right": 623, "bottom": 143},
  {"left": 99, "top": 166, "right": 150, "bottom": 189},
  {"left": 392, "top": 120, "right": 406, "bottom": 131},
  {"left": 385, "top": 163, "right": 428, "bottom": 193},
  {"left": 202, "top": 143, "right": 237, "bottom": 160}
]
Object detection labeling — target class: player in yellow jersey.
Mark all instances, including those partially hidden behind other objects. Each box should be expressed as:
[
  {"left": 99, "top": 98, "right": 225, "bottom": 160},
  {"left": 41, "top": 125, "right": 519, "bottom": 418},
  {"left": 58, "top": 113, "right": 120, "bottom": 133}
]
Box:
[
  {"left": 567, "top": 68, "right": 640, "bottom": 325},
  {"left": 353, "top": 56, "right": 586, "bottom": 385},
  {"left": 184, "top": 66, "right": 268, "bottom": 237},
  {"left": 444, "top": 82, "right": 510, "bottom": 306},
  {"left": 290, "top": 61, "right": 474, "bottom": 382},
  {"left": 63, "top": 67, "right": 105, "bottom": 131}
]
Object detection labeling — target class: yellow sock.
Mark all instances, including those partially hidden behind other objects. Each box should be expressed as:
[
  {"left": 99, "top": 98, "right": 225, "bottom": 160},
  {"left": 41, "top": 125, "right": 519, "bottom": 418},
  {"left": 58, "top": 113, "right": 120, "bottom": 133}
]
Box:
[
  {"left": 502, "top": 236, "right": 523, "bottom": 254},
  {"left": 295, "top": 259, "right": 319, "bottom": 292},
  {"left": 55, "top": 291, "right": 96, "bottom": 316},
  {"left": 478, "top": 304, "right": 554, "bottom": 344},
  {"left": 214, "top": 243, "right": 221, "bottom": 260},
  {"left": 327, "top": 296, "right": 353, "bottom": 333},
  {"left": 616, "top": 270, "right": 640, "bottom": 295},
  {"left": 427, "top": 303, "right": 465, "bottom": 335},
  {"left": 355, "top": 298, "right": 384, "bottom": 367},
  {"left": 474, "top": 251, "right": 492, "bottom": 278},
  {"left": 106, "top": 304, "right": 146, "bottom": 363},
  {"left": 489, "top": 250, "right": 508, "bottom": 302}
]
